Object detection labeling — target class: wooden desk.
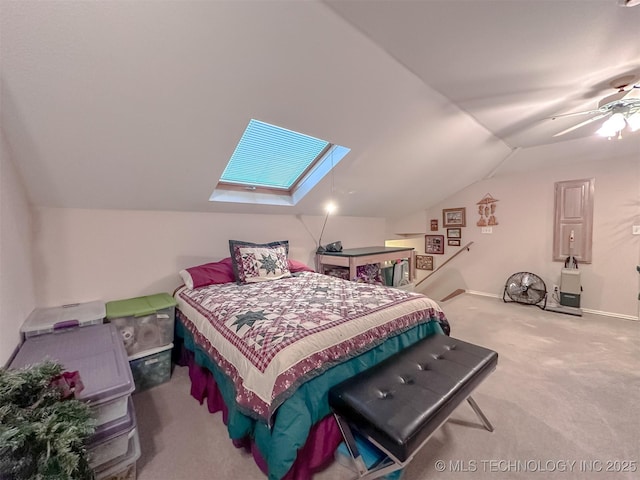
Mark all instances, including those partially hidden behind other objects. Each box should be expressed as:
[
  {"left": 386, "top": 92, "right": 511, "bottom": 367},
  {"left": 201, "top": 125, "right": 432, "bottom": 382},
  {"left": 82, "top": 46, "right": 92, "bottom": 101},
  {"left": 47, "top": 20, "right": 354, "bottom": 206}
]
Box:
[{"left": 317, "top": 246, "right": 415, "bottom": 282}]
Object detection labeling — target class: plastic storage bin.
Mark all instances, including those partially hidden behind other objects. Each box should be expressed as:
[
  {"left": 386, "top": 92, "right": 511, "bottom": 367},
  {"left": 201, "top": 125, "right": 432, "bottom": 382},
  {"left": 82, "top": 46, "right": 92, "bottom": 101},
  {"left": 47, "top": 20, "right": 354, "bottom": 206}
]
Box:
[
  {"left": 10, "top": 324, "right": 135, "bottom": 428},
  {"left": 94, "top": 427, "right": 141, "bottom": 480},
  {"left": 106, "top": 293, "right": 176, "bottom": 357},
  {"left": 21, "top": 300, "right": 105, "bottom": 338},
  {"left": 129, "top": 343, "right": 173, "bottom": 392},
  {"left": 88, "top": 398, "right": 137, "bottom": 468}
]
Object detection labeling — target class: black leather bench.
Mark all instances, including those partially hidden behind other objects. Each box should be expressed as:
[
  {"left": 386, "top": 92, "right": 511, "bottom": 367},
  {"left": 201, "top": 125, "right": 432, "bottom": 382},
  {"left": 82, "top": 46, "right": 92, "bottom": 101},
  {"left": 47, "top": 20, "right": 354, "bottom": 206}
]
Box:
[{"left": 329, "top": 334, "right": 498, "bottom": 479}]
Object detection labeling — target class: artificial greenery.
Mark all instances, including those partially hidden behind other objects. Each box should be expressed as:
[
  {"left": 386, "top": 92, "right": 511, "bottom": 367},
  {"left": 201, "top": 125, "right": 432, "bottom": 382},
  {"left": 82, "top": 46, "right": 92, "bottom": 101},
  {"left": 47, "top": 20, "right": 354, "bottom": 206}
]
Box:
[{"left": 0, "top": 361, "right": 96, "bottom": 480}]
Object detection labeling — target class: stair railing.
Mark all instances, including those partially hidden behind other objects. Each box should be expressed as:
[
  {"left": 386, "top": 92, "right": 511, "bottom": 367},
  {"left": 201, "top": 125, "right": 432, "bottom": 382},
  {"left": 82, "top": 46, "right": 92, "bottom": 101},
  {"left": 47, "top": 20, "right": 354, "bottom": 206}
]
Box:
[{"left": 414, "top": 241, "right": 474, "bottom": 289}]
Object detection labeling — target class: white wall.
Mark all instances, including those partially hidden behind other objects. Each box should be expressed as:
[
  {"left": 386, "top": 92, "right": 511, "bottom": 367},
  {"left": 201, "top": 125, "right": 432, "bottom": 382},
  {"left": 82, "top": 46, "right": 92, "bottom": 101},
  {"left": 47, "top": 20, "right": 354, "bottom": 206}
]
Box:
[
  {"left": 390, "top": 151, "right": 640, "bottom": 319},
  {"left": 0, "top": 133, "right": 36, "bottom": 365},
  {"left": 32, "top": 208, "right": 386, "bottom": 307}
]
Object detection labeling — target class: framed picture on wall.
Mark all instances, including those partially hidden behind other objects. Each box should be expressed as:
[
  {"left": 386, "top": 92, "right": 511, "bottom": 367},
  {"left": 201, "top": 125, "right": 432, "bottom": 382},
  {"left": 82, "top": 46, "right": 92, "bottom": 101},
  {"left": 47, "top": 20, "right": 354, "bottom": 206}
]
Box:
[
  {"left": 447, "top": 228, "right": 461, "bottom": 239},
  {"left": 416, "top": 255, "right": 434, "bottom": 270},
  {"left": 443, "top": 207, "right": 466, "bottom": 227},
  {"left": 430, "top": 219, "right": 438, "bottom": 231},
  {"left": 448, "top": 239, "right": 461, "bottom": 246},
  {"left": 425, "top": 235, "right": 444, "bottom": 254}
]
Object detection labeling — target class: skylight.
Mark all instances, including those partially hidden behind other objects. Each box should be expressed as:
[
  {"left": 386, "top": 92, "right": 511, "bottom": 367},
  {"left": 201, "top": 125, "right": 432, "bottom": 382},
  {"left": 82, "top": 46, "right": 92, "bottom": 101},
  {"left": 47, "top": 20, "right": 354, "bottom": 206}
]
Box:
[
  {"left": 211, "top": 119, "right": 349, "bottom": 206},
  {"left": 219, "top": 119, "right": 330, "bottom": 190}
]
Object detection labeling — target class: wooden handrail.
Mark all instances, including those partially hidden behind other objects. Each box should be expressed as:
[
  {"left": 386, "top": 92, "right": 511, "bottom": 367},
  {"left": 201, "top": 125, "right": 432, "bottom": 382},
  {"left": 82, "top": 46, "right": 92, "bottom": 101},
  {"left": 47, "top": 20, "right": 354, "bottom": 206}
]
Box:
[{"left": 414, "top": 241, "right": 474, "bottom": 288}]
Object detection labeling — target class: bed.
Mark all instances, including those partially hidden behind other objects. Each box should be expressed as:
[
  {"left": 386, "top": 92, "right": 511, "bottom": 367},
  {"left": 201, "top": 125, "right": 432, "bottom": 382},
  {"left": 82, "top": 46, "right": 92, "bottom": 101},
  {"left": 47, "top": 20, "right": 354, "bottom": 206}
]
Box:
[{"left": 173, "top": 245, "right": 450, "bottom": 480}]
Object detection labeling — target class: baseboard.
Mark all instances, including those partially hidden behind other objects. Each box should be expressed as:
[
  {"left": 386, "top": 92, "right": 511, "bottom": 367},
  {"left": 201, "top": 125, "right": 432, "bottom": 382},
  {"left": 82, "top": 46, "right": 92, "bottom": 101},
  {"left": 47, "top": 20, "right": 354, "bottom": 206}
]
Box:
[
  {"left": 466, "top": 290, "right": 501, "bottom": 299},
  {"left": 3, "top": 343, "right": 21, "bottom": 369},
  {"left": 580, "top": 308, "right": 638, "bottom": 322},
  {"left": 465, "top": 290, "right": 639, "bottom": 321}
]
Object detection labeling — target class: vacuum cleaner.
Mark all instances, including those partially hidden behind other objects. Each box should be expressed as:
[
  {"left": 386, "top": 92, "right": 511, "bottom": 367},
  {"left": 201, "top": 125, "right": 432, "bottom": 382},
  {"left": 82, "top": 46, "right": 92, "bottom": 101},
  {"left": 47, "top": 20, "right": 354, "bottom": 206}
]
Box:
[{"left": 546, "top": 231, "right": 583, "bottom": 316}]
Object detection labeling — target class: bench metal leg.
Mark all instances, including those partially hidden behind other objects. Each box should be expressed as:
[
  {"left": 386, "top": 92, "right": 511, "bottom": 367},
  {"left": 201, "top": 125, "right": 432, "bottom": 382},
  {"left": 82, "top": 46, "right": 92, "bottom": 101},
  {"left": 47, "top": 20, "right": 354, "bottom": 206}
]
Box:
[
  {"left": 334, "top": 413, "right": 369, "bottom": 475},
  {"left": 334, "top": 413, "right": 405, "bottom": 480},
  {"left": 467, "top": 396, "right": 494, "bottom": 432}
]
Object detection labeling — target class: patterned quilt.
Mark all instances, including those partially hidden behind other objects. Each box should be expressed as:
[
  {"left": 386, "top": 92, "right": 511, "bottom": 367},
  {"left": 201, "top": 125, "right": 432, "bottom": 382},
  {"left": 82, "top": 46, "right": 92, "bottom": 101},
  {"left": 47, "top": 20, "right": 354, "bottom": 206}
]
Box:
[{"left": 175, "top": 271, "right": 446, "bottom": 422}]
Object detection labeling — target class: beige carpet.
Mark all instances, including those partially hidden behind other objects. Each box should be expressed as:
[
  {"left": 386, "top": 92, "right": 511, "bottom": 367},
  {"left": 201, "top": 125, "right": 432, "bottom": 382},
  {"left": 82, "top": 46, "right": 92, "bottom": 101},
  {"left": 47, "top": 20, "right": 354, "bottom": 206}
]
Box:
[{"left": 132, "top": 294, "right": 640, "bottom": 479}]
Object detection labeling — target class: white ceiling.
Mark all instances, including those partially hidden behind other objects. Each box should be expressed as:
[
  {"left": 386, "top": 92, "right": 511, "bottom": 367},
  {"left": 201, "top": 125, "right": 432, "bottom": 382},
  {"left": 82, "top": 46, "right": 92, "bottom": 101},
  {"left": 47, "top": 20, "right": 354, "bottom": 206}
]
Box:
[
  {"left": 327, "top": 0, "right": 640, "bottom": 148},
  {"left": 1, "top": 1, "right": 639, "bottom": 218}
]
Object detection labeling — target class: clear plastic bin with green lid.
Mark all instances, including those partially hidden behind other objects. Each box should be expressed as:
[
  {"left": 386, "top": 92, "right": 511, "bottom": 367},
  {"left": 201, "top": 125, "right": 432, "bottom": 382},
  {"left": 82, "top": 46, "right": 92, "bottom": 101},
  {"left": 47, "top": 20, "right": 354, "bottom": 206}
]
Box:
[{"left": 106, "top": 293, "right": 177, "bottom": 357}]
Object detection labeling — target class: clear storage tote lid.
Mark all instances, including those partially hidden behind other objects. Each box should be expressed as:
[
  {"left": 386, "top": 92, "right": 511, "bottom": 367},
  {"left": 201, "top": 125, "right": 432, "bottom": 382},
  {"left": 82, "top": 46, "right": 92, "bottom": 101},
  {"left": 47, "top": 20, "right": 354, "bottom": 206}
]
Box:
[{"left": 21, "top": 300, "right": 105, "bottom": 336}]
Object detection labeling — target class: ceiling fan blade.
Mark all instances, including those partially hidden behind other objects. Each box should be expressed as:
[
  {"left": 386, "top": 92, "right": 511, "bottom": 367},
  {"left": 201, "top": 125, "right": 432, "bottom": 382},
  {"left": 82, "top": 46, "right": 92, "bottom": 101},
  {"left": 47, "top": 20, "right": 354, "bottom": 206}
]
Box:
[
  {"left": 553, "top": 112, "right": 610, "bottom": 137},
  {"left": 549, "top": 109, "right": 603, "bottom": 120}
]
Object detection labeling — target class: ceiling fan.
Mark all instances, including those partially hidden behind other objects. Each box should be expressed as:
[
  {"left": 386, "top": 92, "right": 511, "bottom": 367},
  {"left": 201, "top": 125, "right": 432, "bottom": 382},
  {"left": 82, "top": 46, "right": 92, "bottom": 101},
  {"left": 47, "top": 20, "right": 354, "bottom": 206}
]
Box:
[{"left": 551, "top": 75, "right": 640, "bottom": 139}]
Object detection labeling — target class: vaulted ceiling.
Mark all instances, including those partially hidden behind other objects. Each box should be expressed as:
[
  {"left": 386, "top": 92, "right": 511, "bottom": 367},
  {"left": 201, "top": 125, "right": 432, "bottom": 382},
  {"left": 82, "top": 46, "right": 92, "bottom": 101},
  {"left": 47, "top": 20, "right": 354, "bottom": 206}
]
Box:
[{"left": 1, "top": 1, "right": 639, "bottom": 218}]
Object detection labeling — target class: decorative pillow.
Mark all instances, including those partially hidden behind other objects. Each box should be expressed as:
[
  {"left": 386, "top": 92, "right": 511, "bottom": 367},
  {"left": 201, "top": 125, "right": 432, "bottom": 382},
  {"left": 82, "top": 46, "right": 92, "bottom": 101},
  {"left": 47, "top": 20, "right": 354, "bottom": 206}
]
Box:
[
  {"left": 229, "top": 240, "right": 291, "bottom": 284},
  {"left": 288, "top": 259, "right": 315, "bottom": 273},
  {"left": 179, "top": 257, "right": 235, "bottom": 290}
]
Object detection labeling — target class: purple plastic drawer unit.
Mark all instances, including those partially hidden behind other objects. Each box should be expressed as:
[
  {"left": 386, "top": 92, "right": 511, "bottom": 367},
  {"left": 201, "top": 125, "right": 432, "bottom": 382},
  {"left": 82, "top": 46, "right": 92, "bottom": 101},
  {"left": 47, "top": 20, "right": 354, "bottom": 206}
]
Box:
[
  {"left": 21, "top": 300, "right": 105, "bottom": 338},
  {"left": 10, "top": 323, "right": 134, "bottom": 427},
  {"left": 88, "top": 397, "right": 137, "bottom": 469},
  {"left": 94, "top": 427, "right": 141, "bottom": 480}
]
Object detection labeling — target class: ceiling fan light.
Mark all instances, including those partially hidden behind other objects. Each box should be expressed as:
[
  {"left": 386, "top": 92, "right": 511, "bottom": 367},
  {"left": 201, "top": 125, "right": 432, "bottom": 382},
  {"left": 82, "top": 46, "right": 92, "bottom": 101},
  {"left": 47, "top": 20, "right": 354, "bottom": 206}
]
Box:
[
  {"left": 596, "top": 125, "right": 616, "bottom": 138},
  {"left": 618, "top": 0, "right": 640, "bottom": 7},
  {"left": 607, "top": 112, "right": 626, "bottom": 132},
  {"left": 626, "top": 112, "right": 640, "bottom": 132},
  {"left": 597, "top": 113, "right": 627, "bottom": 137}
]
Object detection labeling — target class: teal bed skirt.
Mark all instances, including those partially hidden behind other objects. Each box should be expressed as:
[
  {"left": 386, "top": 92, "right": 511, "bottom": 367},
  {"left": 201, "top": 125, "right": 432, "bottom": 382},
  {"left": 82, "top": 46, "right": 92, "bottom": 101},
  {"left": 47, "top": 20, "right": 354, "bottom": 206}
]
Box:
[{"left": 175, "top": 312, "right": 444, "bottom": 479}]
